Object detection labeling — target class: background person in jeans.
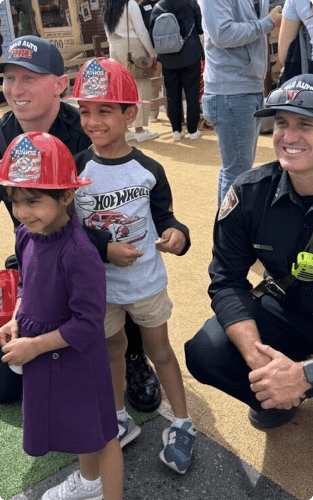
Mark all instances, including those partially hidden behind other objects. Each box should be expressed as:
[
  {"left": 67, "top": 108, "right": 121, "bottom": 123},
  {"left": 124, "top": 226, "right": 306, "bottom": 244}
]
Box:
[{"left": 199, "top": 0, "right": 282, "bottom": 206}]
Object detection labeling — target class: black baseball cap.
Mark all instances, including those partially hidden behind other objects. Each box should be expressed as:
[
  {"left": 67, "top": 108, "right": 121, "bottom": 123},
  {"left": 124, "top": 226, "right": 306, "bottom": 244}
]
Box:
[
  {"left": 254, "top": 74, "right": 313, "bottom": 118},
  {"left": 0, "top": 35, "right": 64, "bottom": 76}
]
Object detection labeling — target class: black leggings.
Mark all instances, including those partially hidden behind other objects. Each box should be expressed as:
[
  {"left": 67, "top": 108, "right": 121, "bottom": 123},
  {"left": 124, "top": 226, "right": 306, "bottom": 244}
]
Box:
[{"left": 162, "top": 59, "right": 201, "bottom": 134}]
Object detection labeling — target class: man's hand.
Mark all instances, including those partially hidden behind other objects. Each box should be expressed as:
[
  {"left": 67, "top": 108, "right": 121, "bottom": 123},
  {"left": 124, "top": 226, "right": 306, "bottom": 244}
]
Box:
[
  {"left": 0, "top": 319, "right": 19, "bottom": 347},
  {"left": 156, "top": 228, "right": 186, "bottom": 255},
  {"left": 2, "top": 337, "right": 39, "bottom": 366},
  {"left": 249, "top": 342, "right": 310, "bottom": 409},
  {"left": 107, "top": 242, "right": 143, "bottom": 267},
  {"left": 269, "top": 5, "right": 282, "bottom": 30}
]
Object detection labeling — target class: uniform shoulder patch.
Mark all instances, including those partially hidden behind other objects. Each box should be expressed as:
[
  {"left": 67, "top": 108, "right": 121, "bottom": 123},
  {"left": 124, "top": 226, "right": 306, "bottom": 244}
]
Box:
[{"left": 218, "top": 186, "right": 239, "bottom": 221}]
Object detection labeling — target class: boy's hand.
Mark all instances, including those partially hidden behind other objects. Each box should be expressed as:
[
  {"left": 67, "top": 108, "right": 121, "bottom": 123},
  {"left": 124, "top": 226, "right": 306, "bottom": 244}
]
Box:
[
  {"left": 107, "top": 242, "right": 143, "bottom": 267},
  {"left": 2, "top": 337, "right": 38, "bottom": 366},
  {"left": 156, "top": 228, "right": 186, "bottom": 255},
  {"left": 0, "top": 319, "right": 19, "bottom": 347}
]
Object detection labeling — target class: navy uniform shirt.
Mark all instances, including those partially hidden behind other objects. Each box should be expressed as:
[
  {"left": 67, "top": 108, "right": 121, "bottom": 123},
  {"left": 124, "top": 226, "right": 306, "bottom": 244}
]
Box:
[{"left": 209, "top": 160, "right": 313, "bottom": 329}]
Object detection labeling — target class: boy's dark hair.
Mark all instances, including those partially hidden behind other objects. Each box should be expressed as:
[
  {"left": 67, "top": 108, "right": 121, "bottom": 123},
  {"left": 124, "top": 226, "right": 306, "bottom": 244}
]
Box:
[{"left": 120, "top": 103, "right": 133, "bottom": 113}]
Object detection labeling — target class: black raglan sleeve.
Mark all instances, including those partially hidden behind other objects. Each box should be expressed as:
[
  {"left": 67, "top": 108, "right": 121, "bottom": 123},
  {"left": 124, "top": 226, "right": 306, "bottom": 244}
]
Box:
[{"left": 142, "top": 153, "right": 191, "bottom": 256}]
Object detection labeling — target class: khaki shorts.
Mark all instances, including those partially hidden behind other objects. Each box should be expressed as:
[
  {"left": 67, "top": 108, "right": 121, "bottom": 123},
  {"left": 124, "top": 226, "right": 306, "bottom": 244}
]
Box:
[{"left": 104, "top": 289, "right": 173, "bottom": 338}]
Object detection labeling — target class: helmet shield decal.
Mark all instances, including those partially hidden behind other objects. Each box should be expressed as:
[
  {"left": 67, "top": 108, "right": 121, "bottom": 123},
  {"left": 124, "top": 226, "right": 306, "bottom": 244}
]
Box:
[
  {"left": 81, "top": 58, "right": 109, "bottom": 99},
  {"left": 8, "top": 136, "right": 41, "bottom": 184}
]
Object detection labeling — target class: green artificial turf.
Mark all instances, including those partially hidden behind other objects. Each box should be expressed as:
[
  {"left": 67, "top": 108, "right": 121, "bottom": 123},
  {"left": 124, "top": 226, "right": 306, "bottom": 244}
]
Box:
[{"left": 0, "top": 400, "right": 158, "bottom": 500}]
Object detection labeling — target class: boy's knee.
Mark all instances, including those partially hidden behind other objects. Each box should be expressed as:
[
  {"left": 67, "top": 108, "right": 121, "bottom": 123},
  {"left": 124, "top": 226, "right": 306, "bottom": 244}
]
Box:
[
  {"left": 106, "top": 328, "right": 128, "bottom": 360},
  {"left": 148, "top": 345, "right": 173, "bottom": 367}
]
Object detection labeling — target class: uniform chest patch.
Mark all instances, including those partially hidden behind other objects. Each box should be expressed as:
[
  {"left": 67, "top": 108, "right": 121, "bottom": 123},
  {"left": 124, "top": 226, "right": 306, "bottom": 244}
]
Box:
[{"left": 218, "top": 186, "right": 239, "bottom": 221}]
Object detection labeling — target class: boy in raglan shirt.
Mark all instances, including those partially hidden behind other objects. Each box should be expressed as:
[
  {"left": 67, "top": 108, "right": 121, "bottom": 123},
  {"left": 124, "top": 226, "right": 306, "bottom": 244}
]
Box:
[{"left": 72, "top": 57, "right": 197, "bottom": 475}]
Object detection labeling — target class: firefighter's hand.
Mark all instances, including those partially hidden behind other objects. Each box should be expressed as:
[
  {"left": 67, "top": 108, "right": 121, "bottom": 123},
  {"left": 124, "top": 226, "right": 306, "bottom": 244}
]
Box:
[
  {"left": 249, "top": 343, "right": 309, "bottom": 409},
  {"left": 107, "top": 242, "right": 143, "bottom": 267}
]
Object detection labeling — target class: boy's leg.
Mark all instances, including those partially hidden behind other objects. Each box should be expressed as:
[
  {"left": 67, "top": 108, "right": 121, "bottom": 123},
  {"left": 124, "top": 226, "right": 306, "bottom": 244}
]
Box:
[
  {"left": 140, "top": 322, "right": 196, "bottom": 474},
  {"left": 140, "top": 322, "right": 187, "bottom": 419},
  {"left": 106, "top": 327, "right": 128, "bottom": 412},
  {"left": 106, "top": 323, "right": 141, "bottom": 448},
  {"left": 96, "top": 438, "right": 124, "bottom": 500}
]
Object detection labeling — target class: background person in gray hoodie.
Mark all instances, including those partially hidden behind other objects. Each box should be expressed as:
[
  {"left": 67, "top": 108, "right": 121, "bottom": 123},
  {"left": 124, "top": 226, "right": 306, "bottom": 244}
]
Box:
[{"left": 199, "top": 0, "right": 282, "bottom": 206}]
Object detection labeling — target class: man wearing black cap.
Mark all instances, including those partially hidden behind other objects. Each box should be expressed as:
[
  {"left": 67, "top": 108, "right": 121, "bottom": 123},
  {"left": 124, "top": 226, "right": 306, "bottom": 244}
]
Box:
[
  {"left": 185, "top": 73, "right": 313, "bottom": 431},
  {"left": 0, "top": 36, "right": 161, "bottom": 414}
]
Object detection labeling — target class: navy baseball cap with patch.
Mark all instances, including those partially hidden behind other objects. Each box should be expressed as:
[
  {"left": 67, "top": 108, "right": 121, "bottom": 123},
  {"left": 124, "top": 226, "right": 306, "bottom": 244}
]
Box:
[
  {"left": 0, "top": 35, "right": 64, "bottom": 76},
  {"left": 254, "top": 74, "right": 313, "bottom": 118}
]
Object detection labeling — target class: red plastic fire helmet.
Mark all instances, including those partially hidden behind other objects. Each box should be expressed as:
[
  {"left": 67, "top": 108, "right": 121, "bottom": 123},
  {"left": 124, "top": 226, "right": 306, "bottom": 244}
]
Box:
[
  {"left": 70, "top": 57, "right": 146, "bottom": 104},
  {"left": 0, "top": 132, "right": 92, "bottom": 189}
]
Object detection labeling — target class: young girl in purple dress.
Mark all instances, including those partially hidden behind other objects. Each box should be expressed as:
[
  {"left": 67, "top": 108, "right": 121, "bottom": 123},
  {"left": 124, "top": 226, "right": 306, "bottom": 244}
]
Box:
[{"left": 0, "top": 132, "right": 123, "bottom": 500}]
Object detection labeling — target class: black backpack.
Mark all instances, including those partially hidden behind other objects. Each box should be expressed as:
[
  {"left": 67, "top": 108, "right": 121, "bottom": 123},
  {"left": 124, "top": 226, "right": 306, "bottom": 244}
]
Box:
[{"left": 278, "top": 24, "right": 312, "bottom": 86}]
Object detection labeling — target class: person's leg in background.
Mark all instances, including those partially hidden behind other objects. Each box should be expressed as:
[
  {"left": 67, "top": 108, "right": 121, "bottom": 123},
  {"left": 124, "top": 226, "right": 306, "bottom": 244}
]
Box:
[
  {"left": 125, "top": 313, "right": 161, "bottom": 412},
  {"left": 150, "top": 62, "right": 162, "bottom": 123},
  {"left": 129, "top": 38, "right": 158, "bottom": 142},
  {"left": 109, "top": 37, "right": 158, "bottom": 143},
  {"left": 181, "top": 59, "right": 201, "bottom": 139},
  {"left": 202, "top": 92, "right": 263, "bottom": 205},
  {"left": 162, "top": 66, "right": 184, "bottom": 141}
]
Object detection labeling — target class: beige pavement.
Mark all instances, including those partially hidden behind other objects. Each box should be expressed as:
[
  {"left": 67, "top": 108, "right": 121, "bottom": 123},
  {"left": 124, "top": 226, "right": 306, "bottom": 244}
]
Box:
[{"left": 0, "top": 109, "right": 312, "bottom": 500}]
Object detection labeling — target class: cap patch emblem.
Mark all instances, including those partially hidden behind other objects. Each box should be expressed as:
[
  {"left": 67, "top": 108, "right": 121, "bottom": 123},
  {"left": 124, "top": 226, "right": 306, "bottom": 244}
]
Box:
[
  {"left": 9, "top": 136, "right": 41, "bottom": 183},
  {"left": 287, "top": 90, "right": 299, "bottom": 100},
  {"left": 82, "top": 58, "right": 109, "bottom": 99},
  {"left": 218, "top": 185, "right": 239, "bottom": 221}
]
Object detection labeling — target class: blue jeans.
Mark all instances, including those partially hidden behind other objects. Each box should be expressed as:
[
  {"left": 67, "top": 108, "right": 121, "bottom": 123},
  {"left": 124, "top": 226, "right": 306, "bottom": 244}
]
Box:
[{"left": 202, "top": 92, "right": 263, "bottom": 205}]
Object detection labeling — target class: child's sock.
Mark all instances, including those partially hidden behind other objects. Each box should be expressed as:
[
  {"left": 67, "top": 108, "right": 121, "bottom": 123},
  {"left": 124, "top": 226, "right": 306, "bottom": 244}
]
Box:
[
  {"left": 116, "top": 407, "right": 128, "bottom": 421},
  {"left": 172, "top": 415, "right": 195, "bottom": 432},
  {"left": 79, "top": 474, "right": 101, "bottom": 487}
]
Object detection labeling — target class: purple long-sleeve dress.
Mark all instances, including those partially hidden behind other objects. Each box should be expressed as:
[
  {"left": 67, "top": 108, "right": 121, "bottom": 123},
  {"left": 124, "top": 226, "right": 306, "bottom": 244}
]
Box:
[{"left": 15, "top": 216, "right": 117, "bottom": 457}]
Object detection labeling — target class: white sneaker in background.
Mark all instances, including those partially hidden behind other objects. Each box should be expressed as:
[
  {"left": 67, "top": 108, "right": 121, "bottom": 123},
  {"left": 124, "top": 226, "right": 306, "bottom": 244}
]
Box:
[
  {"left": 125, "top": 129, "right": 135, "bottom": 142},
  {"left": 134, "top": 129, "right": 158, "bottom": 143},
  {"left": 172, "top": 131, "right": 185, "bottom": 141},
  {"left": 189, "top": 130, "right": 201, "bottom": 140}
]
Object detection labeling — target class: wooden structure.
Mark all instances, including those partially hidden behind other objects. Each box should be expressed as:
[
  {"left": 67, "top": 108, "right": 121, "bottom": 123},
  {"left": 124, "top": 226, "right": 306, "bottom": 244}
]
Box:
[{"left": 0, "top": 35, "right": 166, "bottom": 112}]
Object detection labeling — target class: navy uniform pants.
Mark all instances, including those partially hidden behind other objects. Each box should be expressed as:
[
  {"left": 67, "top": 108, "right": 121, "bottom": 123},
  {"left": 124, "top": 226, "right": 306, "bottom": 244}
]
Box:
[{"left": 185, "top": 294, "right": 313, "bottom": 411}]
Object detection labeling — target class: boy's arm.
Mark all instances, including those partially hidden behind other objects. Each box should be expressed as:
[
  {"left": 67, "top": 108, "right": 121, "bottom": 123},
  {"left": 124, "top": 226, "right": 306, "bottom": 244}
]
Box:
[
  {"left": 149, "top": 162, "right": 191, "bottom": 256},
  {"left": 82, "top": 225, "right": 112, "bottom": 263}
]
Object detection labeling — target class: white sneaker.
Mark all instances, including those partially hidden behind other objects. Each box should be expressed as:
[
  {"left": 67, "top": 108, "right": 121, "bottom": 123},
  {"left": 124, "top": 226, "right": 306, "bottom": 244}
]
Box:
[
  {"left": 189, "top": 130, "right": 201, "bottom": 140},
  {"left": 41, "top": 471, "right": 102, "bottom": 500},
  {"left": 125, "top": 129, "right": 135, "bottom": 142},
  {"left": 134, "top": 129, "right": 158, "bottom": 143},
  {"left": 172, "top": 131, "right": 185, "bottom": 141},
  {"left": 149, "top": 116, "right": 159, "bottom": 123}
]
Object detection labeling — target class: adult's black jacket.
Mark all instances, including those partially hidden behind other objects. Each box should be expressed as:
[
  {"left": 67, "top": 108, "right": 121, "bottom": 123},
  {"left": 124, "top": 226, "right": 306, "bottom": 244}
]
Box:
[{"left": 209, "top": 161, "right": 313, "bottom": 330}]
